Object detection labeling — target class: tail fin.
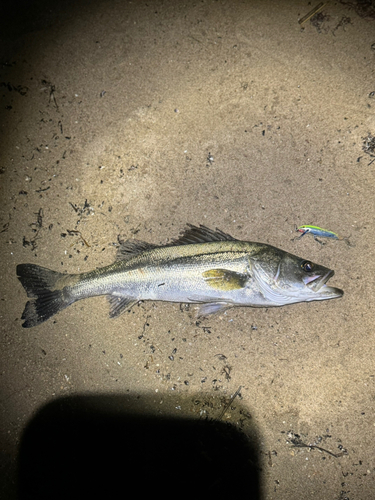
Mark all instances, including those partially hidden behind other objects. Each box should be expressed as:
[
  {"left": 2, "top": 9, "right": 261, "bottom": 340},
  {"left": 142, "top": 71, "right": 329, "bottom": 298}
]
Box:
[{"left": 16, "top": 264, "right": 71, "bottom": 328}]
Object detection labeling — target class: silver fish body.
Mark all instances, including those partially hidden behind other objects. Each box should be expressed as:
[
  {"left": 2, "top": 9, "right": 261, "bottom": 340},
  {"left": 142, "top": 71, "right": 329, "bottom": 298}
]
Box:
[{"left": 17, "top": 225, "right": 343, "bottom": 328}]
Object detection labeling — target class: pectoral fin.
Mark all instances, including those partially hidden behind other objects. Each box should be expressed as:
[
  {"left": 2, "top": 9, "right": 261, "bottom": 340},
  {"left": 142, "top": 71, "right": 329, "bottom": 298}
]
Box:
[{"left": 202, "top": 269, "right": 248, "bottom": 291}]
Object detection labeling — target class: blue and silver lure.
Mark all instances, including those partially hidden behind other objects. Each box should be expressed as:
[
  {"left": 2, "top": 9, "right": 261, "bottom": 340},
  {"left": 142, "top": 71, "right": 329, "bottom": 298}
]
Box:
[{"left": 295, "top": 225, "right": 351, "bottom": 245}]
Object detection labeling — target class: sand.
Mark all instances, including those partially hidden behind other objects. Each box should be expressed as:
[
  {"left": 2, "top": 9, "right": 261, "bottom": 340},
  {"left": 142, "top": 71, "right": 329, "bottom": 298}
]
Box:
[{"left": 1, "top": 0, "right": 374, "bottom": 498}]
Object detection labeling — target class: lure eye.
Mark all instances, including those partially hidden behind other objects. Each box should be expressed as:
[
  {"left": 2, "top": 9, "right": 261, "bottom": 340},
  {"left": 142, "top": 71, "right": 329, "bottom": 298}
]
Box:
[{"left": 301, "top": 261, "right": 314, "bottom": 272}]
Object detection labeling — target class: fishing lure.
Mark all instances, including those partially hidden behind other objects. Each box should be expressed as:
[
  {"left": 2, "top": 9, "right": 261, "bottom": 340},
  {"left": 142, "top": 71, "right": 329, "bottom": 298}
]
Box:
[{"left": 295, "top": 225, "right": 350, "bottom": 245}]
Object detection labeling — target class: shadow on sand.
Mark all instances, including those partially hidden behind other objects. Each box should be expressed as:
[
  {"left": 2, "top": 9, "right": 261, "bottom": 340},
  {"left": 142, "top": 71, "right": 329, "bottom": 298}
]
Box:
[{"left": 18, "top": 393, "right": 261, "bottom": 499}]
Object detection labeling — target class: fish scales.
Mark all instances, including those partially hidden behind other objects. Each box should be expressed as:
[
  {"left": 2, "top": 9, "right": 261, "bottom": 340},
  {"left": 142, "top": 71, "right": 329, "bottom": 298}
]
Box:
[
  {"left": 70, "top": 242, "right": 253, "bottom": 303},
  {"left": 16, "top": 224, "right": 343, "bottom": 328}
]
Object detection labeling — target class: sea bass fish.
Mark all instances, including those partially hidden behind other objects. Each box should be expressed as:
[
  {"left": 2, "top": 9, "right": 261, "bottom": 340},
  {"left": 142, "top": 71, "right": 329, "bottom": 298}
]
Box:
[{"left": 16, "top": 224, "right": 343, "bottom": 328}]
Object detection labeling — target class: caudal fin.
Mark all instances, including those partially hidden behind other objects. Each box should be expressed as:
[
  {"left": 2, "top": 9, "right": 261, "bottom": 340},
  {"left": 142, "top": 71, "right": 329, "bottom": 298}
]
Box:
[{"left": 16, "top": 264, "right": 71, "bottom": 328}]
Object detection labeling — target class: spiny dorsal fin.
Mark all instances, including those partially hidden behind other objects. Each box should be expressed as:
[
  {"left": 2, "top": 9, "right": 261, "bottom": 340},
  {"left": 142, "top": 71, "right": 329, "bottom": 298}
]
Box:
[
  {"left": 170, "top": 224, "right": 237, "bottom": 246},
  {"left": 116, "top": 239, "right": 159, "bottom": 261}
]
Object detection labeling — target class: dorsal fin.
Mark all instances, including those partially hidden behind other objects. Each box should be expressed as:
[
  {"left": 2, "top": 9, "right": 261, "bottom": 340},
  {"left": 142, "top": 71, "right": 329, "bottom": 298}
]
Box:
[
  {"left": 116, "top": 238, "right": 159, "bottom": 261},
  {"left": 170, "top": 224, "right": 237, "bottom": 246},
  {"left": 116, "top": 225, "right": 236, "bottom": 259}
]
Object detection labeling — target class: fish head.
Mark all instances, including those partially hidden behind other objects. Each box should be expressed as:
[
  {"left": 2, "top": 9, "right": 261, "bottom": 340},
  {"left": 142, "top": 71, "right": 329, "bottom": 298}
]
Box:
[{"left": 251, "top": 246, "right": 343, "bottom": 305}]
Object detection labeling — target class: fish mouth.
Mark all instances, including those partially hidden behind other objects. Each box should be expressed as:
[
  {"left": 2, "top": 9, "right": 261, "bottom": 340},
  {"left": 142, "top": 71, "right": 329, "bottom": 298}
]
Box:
[
  {"left": 304, "top": 270, "right": 343, "bottom": 297},
  {"left": 304, "top": 269, "right": 334, "bottom": 291}
]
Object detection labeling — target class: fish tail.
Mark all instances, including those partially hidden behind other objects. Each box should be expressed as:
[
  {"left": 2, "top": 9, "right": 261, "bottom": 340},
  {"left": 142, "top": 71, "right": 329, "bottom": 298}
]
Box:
[{"left": 16, "top": 264, "right": 72, "bottom": 328}]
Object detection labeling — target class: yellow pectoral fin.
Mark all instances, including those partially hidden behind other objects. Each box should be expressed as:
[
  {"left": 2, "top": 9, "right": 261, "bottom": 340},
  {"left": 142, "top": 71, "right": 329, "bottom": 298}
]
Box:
[{"left": 202, "top": 269, "right": 248, "bottom": 291}]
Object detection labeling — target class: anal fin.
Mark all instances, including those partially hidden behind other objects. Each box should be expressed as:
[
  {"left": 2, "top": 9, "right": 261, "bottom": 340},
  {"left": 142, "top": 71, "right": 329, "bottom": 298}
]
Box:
[{"left": 107, "top": 295, "right": 137, "bottom": 318}]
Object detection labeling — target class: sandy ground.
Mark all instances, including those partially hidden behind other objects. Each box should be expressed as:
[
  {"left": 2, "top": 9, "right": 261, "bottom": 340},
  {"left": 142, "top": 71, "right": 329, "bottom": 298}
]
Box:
[{"left": 1, "top": 0, "right": 375, "bottom": 497}]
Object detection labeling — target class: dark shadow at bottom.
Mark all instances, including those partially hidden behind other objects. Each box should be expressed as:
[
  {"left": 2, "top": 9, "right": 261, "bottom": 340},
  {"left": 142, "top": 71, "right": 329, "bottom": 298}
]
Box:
[{"left": 18, "top": 394, "right": 260, "bottom": 499}]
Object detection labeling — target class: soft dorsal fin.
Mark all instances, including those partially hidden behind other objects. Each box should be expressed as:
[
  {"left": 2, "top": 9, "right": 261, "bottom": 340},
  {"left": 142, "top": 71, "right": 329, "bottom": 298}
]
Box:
[
  {"left": 116, "top": 238, "right": 159, "bottom": 261},
  {"left": 170, "top": 224, "right": 237, "bottom": 246}
]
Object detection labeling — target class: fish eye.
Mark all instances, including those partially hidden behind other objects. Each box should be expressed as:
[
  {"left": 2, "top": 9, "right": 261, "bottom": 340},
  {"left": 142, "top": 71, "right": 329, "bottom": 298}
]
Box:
[{"left": 301, "top": 261, "right": 314, "bottom": 272}]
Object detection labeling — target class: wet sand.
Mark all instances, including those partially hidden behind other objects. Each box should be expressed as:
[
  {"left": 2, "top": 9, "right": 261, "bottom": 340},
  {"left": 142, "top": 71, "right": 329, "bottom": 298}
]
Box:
[{"left": 1, "top": 1, "right": 374, "bottom": 498}]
